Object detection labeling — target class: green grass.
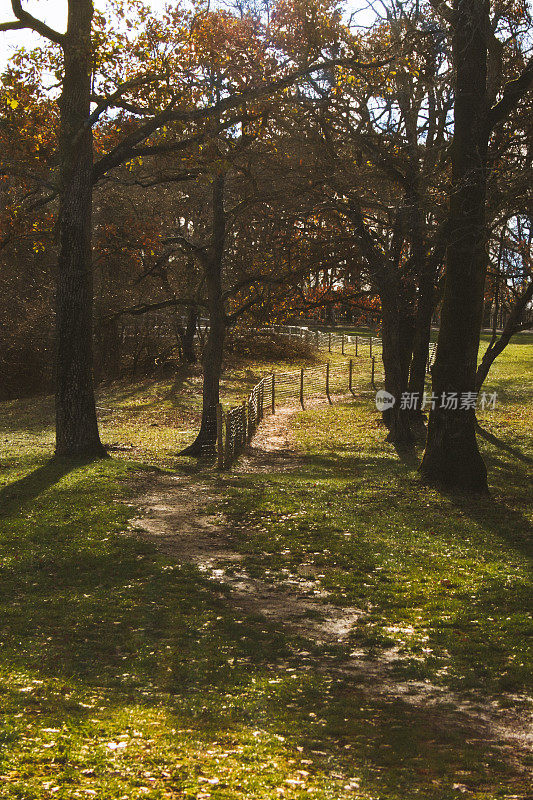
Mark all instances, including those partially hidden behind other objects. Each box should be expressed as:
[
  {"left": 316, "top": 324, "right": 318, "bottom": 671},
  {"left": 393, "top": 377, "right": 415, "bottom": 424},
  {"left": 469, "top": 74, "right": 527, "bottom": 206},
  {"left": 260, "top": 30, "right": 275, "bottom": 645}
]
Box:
[
  {"left": 226, "top": 403, "right": 532, "bottom": 692},
  {"left": 0, "top": 336, "right": 531, "bottom": 798}
]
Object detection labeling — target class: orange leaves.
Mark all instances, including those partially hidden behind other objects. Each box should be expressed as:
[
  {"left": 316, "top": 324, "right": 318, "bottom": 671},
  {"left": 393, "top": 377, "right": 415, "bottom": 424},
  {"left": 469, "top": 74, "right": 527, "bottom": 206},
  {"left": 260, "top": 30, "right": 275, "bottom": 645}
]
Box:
[
  {"left": 271, "top": 0, "right": 344, "bottom": 58},
  {"left": 190, "top": 8, "right": 269, "bottom": 87}
]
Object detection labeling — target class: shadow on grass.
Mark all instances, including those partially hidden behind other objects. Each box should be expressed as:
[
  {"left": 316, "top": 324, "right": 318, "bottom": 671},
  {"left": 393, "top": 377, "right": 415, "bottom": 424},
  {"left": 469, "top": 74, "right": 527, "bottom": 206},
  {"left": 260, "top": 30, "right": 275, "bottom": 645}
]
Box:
[
  {"left": 0, "top": 457, "right": 93, "bottom": 518},
  {"left": 226, "top": 433, "right": 532, "bottom": 701},
  {"left": 292, "top": 450, "right": 416, "bottom": 480},
  {"left": 1, "top": 395, "right": 531, "bottom": 796},
  {"left": 0, "top": 525, "right": 528, "bottom": 798},
  {"left": 476, "top": 422, "right": 533, "bottom": 465},
  {"left": 444, "top": 479, "right": 533, "bottom": 562},
  {"left": 391, "top": 442, "right": 421, "bottom": 467}
]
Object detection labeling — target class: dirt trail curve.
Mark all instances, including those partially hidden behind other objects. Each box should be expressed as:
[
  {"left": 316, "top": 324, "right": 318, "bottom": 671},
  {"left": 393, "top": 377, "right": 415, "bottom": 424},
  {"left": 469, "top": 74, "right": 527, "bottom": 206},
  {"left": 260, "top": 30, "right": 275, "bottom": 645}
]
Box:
[{"left": 128, "top": 404, "right": 532, "bottom": 769}]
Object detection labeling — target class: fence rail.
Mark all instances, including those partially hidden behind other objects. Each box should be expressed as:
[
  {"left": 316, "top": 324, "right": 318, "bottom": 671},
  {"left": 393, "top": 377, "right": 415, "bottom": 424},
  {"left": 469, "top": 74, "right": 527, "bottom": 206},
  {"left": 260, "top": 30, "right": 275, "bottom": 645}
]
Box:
[
  {"left": 183, "top": 321, "right": 438, "bottom": 468},
  {"left": 216, "top": 356, "right": 381, "bottom": 468},
  {"left": 264, "top": 324, "right": 437, "bottom": 372},
  {"left": 165, "top": 318, "right": 437, "bottom": 373}
]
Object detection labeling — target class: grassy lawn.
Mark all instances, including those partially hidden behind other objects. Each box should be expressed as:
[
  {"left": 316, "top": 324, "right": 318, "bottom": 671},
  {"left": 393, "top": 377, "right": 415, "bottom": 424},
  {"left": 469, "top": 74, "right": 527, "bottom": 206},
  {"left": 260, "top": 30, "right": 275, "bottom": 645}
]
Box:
[{"left": 0, "top": 335, "right": 531, "bottom": 798}]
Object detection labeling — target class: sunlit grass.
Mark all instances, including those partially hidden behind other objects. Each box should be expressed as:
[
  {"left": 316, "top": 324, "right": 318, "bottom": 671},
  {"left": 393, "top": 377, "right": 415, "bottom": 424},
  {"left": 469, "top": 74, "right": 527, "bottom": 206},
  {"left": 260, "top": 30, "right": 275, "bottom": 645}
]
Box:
[{"left": 0, "top": 335, "right": 531, "bottom": 799}]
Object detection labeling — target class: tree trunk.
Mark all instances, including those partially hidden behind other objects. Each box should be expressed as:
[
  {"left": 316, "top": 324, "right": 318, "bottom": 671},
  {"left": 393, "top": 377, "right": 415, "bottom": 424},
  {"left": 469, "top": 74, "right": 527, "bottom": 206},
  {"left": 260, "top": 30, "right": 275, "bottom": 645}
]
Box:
[
  {"left": 476, "top": 280, "right": 533, "bottom": 390},
  {"left": 180, "top": 304, "right": 198, "bottom": 364},
  {"left": 348, "top": 198, "right": 413, "bottom": 444},
  {"left": 399, "top": 305, "right": 416, "bottom": 388},
  {"left": 408, "top": 255, "right": 440, "bottom": 417},
  {"left": 55, "top": 0, "right": 105, "bottom": 458},
  {"left": 181, "top": 276, "right": 224, "bottom": 456},
  {"left": 181, "top": 176, "right": 225, "bottom": 456},
  {"left": 420, "top": 0, "right": 489, "bottom": 492},
  {"left": 380, "top": 287, "right": 414, "bottom": 444}
]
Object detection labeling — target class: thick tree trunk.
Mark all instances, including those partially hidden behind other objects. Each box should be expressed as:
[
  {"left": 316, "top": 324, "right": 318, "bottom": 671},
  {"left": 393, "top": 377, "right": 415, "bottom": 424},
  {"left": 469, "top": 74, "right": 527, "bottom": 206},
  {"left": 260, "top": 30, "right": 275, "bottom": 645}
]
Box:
[
  {"left": 195, "top": 281, "right": 225, "bottom": 455},
  {"left": 181, "top": 280, "right": 224, "bottom": 456},
  {"left": 55, "top": 0, "right": 105, "bottom": 458},
  {"left": 399, "top": 306, "right": 416, "bottom": 388},
  {"left": 420, "top": 0, "right": 489, "bottom": 492},
  {"left": 348, "top": 198, "right": 413, "bottom": 444},
  {"left": 408, "top": 257, "right": 439, "bottom": 417},
  {"left": 181, "top": 176, "right": 226, "bottom": 456}
]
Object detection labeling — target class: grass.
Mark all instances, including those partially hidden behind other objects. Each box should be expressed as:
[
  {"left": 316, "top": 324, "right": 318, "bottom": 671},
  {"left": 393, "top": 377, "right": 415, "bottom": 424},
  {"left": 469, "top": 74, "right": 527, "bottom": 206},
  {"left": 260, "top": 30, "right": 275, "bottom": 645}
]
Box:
[{"left": 0, "top": 334, "right": 531, "bottom": 799}]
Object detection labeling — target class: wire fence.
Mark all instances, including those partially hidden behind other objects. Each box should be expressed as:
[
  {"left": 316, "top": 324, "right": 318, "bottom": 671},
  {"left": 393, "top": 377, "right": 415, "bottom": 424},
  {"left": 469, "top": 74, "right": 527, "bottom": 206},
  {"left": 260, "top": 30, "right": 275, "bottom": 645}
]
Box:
[
  {"left": 215, "top": 356, "right": 382, "bottom": 468},
  {"left": 264, "top": 324, "right": 384, "bottom": 360},
  {"left": 171, "top": 318, "right": 436, "bottom": 374},
  {"left": 265, "top": 324, "right": 437, "bottom": 373},
  {"left": 184, "top": 321, "right": 437, "bottom": 468}
]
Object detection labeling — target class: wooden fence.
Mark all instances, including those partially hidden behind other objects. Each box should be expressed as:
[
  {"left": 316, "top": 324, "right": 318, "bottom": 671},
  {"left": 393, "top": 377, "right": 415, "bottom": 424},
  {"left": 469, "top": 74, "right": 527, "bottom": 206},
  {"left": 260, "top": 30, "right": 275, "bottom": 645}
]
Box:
[
  {"left": 211, "top": 326, "right": 439, "bottom": 469},
  {"left": 266, "top": 325, "right": 437, "bottom": 373},
  {"left": 215, "top": 357, "right": 379, "bottom": 468}
]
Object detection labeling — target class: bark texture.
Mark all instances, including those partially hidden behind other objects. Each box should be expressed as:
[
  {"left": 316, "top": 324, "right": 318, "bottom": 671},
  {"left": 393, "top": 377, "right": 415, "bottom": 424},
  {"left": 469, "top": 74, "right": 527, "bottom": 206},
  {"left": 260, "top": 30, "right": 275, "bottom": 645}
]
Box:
[
  {"left": 181, "top": 176, "right": 226, "bottom": 456},
  {"left": 380, "top": 285, "right": 415, "bottom": 443},
  {"left": 408, "top": 240, "right": 445, "bottom": 417},
  {"left": 55, "top": 0, "right": 105, "bottom": 458},
  {"left": 348, "top": 201, "right": 414, "bottom": 443},
  {"left": 420, "top": 0, "right": 489, "bottom": 492},
  {"left": 183, "top": 305, "right": 198, "bottom": 364}
]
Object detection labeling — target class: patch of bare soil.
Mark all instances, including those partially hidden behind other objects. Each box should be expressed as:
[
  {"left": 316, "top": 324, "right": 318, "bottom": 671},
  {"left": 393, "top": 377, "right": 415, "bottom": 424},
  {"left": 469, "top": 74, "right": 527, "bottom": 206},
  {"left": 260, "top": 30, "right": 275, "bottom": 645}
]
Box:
[
  {"left": 126, "top": 405, "right": 532, "bottom": 778},
  {"left": 239, "top": 406, "right": 305, "bottom": 473}
]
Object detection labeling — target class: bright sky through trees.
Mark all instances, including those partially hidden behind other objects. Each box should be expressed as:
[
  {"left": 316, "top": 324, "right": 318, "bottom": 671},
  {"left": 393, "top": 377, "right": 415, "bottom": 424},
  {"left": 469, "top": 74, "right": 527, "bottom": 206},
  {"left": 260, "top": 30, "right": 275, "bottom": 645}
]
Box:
[
  {"left": 0, "top": 0, "right": 167, "bottom": 67},
  {"left": 0, "top": 1, "right": 376, "bottom": 69}
]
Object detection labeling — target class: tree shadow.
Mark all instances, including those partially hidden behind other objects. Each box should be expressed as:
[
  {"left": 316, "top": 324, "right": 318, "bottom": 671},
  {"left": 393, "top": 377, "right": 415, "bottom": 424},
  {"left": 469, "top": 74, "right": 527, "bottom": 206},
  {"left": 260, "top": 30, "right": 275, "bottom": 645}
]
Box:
[
  {"left": 165, "top": 367, "right": 202, "bottom": 407},
  {"left": 443, "top": 485, "right": 533, "bottom": 559},
  {"left": 391, "top": 442, "right": 421, "bottom": 467},
  {"left": 0, "top": 455, "right": 530, "bottom": 797},
  {"left": 0, "top": 457, "right": 93, "bottom": 518},
  {"left": 476, "top": 422, "right": 533, "bottom": 465},
  {"left": 1, "top": 533, "right": 528, "bottom": 797}
]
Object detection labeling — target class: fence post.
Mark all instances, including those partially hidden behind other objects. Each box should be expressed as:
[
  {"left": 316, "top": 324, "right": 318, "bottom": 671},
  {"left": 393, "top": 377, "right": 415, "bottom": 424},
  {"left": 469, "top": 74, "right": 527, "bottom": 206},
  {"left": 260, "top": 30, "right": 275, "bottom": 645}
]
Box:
[
  {"left": 216, "top": 404, "right": 224, "bottom": 469},
  {"left": 370, "top": 336, "right": 373, "bottom": 358},
  {"left": 300, "top": 367, "right": 305, "bottom": 409},
  {"left": 371, "top": 356, "right": 376, "bottom": 389},
  {"left": 271, "top": 372, "right": 276, "bottom": 414},
  {"left": 328, "top": 332, "right": 331, "bottom": 353},
  {"left": 341, "top": 333, "right": 345, "bottom": 355},
  {"left": 326, "top": 361, "right": 332, "bottom": 404},
  {"left": 248, "top": 397, "right": 253, "bottom": 442},
  {"left": 259, "top": 380, "right": 264, "bottom": 420},
  {"left": 355, "top": 335, "right": 358, "bottom": 357}
]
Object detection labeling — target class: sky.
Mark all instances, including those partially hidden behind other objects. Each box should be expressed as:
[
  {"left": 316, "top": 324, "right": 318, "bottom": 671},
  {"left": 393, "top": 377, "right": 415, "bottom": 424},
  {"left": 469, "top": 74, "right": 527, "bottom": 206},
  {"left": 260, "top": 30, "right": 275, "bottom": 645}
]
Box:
[
  {"left": 0, "top": 1, "right": 376, "bottom": 72},
  {"left": 0, "top": 0, "right": 169, "bottom": 69}
]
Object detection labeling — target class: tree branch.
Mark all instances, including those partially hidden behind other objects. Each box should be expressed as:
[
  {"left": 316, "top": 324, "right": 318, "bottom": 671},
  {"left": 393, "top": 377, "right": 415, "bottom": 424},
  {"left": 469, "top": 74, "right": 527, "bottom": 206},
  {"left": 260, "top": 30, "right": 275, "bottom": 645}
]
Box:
[
  {"left": 0, "top": 0, "right": 64, "bottom": 44},
  {"left": 112, "top": 298, "right": 205, "bottom": 318},
  {"left": 92, "top": 55, "right": 391, "bottom": 179},
  {"left": 487, "top": 56, "right": 533, "bottom": 130}
]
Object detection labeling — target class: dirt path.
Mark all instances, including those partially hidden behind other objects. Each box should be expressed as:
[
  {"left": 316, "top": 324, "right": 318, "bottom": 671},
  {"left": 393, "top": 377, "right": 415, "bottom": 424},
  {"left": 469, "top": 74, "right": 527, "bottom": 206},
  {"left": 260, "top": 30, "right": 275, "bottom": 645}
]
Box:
[
  {"left": 129, "top": 409, "right": 361, "bottom": 647},
  {"left": 128, "top": 405, "right": 532, "bottom": 773}
]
